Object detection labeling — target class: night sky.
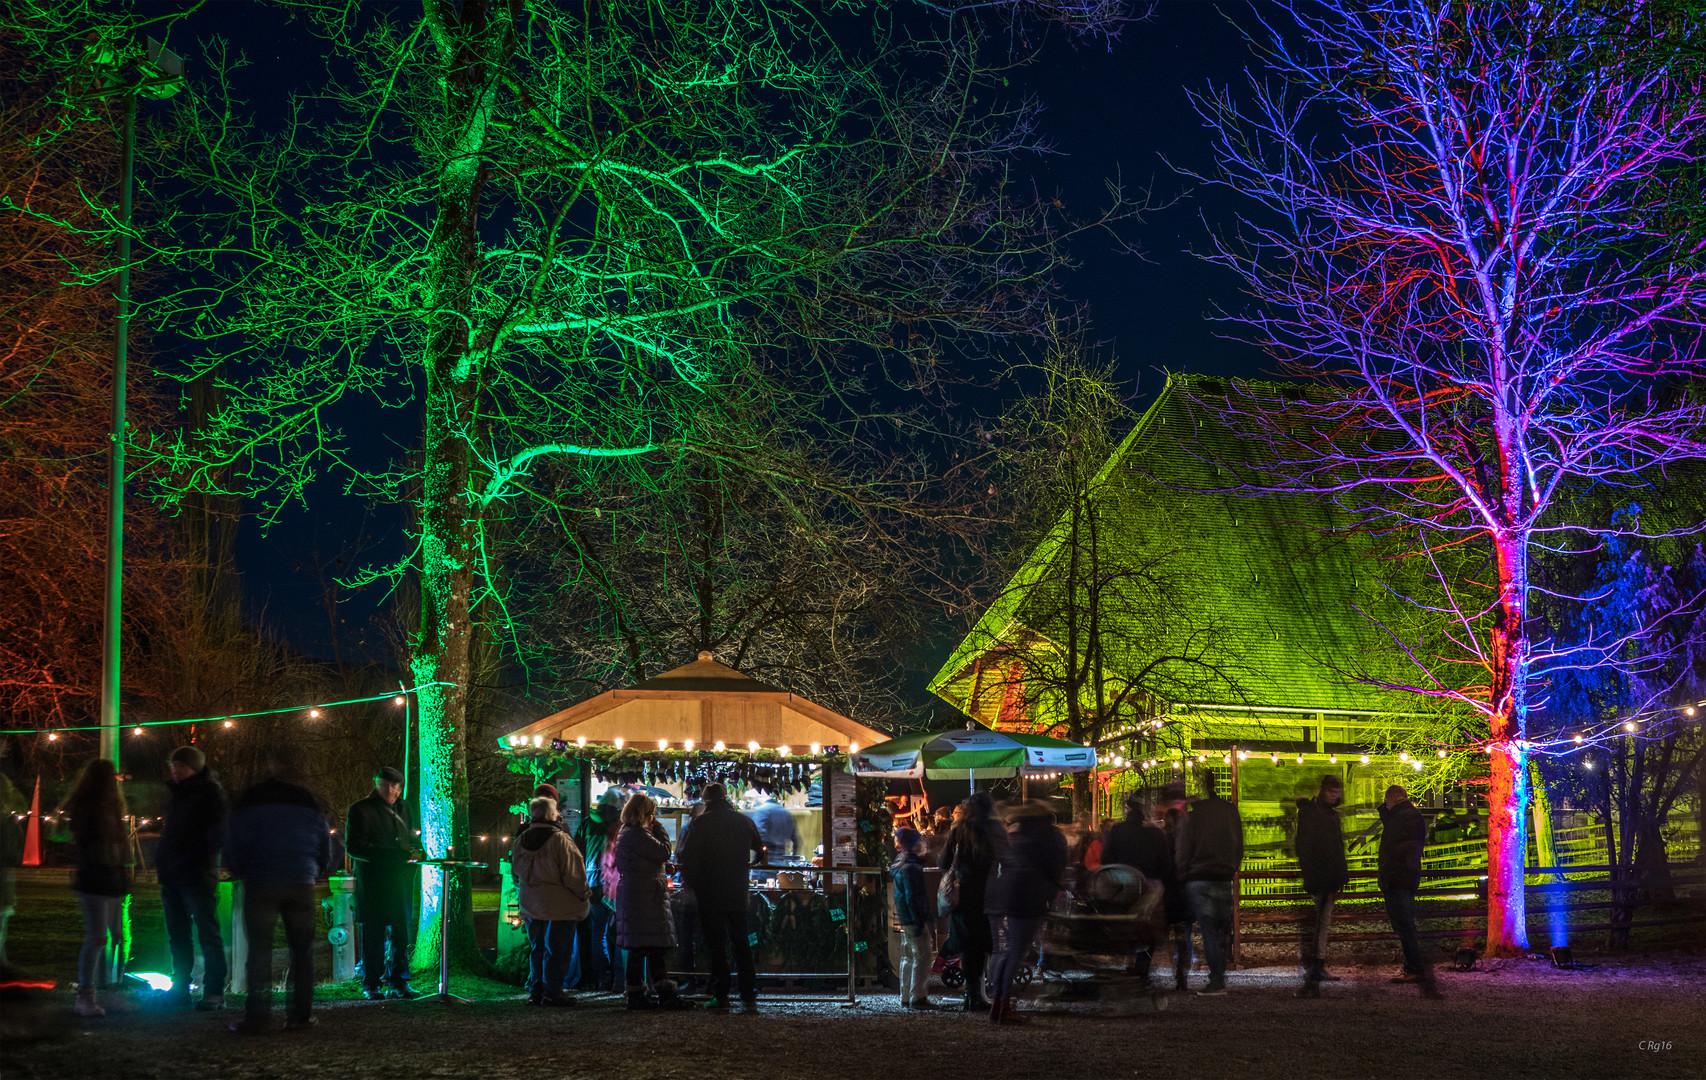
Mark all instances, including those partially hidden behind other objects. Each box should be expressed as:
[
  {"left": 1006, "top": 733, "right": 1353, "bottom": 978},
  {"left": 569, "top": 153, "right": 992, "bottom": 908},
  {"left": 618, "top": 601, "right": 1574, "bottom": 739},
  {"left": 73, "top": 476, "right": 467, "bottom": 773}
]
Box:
[{"left": 145, "top": 2, "right": 1271, "bottom": 668}]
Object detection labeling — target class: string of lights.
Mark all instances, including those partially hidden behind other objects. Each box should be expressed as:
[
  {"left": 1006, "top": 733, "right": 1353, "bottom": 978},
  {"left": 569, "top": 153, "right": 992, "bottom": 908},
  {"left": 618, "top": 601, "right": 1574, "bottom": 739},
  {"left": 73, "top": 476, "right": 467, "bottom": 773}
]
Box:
[{"left": 0, "top": 683, "right": 452, "bottom": 738}]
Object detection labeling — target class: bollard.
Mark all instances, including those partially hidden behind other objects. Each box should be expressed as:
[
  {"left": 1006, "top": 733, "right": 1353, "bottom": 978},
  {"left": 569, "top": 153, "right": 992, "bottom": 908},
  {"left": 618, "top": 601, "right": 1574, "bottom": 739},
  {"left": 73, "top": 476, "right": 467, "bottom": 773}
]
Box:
[
  {"left": 326, "top": 875, "right": 357, "bottom": 981},
  {"left": 228, "top": 880, "right": 248, "bottom": 993}
]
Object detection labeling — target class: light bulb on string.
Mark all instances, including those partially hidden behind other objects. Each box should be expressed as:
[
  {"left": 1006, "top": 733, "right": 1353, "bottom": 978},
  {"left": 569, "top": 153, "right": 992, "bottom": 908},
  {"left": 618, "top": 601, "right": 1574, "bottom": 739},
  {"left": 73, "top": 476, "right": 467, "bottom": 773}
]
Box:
[
  {"left": 576, "top": 736, "right": 587, "bottom": 748},
  {"left": 613, "top": 737, "right": 624, "bottom": 749},
  {"left": 1295, "top": 755, "right": 1303, "bottom": 764},
  {"left": 658, "top": 739, "right": 669, "bottom": 751},
  {"left": 1573, "top": 734, "right": 1583, "bottom": 744},
  {"left": 1437, "top": 749, "right": 1447, "bottom": 758},
  {"left": 1625, "top": 722, "right": 1637, "bottom": 732},
  {"left": 1359, "top": 754, "right": 1370, "bottom": 764},
  {"left": 810, "top": 743, "right": 820, "bottom": 756},
  {"left": 132, "top": 727, "right": 143, "bottom": 736},
  {"left": 224, "top": 720, "right": 234, "bottom": 729},
  {"left": 849, "top": 742, "right": 859, "bottom": 754},
  {"left": 714, "top": 741, "right": 726, "bottom": 752},
  {"left": 684, "top": 739, "right": 695, "bottom": 752},
  {"left": 778, "top": 746, "right": 791, "bottom": 757},
  {"left": 48, "top": 732, "right": 58, "bottom": 741},
  {"left": 309, "top": 709, "right": 320, "bottom": 719},
  {"left": 747, "top": 740, "right": 760, "bottom": 753},
  {"left": 1328, "top": 755, "right": 1337, "bottom": 765},
  {"left": 1399, "top": 751, "right": 1410, "bottom": 762},
  {"left": 394, "top": 696, "right": 406, "bottom": 706}
]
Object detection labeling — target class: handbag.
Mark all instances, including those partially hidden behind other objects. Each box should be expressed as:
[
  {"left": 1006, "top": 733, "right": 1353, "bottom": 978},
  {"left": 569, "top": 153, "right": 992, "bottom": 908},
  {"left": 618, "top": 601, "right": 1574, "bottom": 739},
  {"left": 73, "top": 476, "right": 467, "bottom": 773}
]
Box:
[{"left": 937, "top": 854, "right": 960, "bottom": 916}]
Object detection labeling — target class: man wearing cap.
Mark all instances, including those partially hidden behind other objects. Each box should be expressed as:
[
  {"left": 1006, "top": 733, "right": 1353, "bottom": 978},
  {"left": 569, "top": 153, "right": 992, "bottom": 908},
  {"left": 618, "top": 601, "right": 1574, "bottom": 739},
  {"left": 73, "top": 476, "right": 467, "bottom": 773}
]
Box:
[
  {"left": 157, "top": 746, "right": 228, "bottom": 1009},
  {"left": 1294, "top": 774, "right": 1348, "bottom": 997},
  {"left": 346, "top": 766, "right": 421, "bottom": 999}
]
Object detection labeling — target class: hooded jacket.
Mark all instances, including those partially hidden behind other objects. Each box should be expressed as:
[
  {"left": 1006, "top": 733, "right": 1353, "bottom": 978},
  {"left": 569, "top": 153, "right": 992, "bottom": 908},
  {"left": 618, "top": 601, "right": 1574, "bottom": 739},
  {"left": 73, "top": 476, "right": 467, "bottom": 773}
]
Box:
[
  {"left": 1295, "top": 795, "right": 1349, "bottom": 896},
  {"left": 1175, "top": 795, "right": 1245, "bottom": 883},
  {"left": 1100, "top": 809, "right": 1173, "bottom": 887},
  {"left": 1378, "top": 798, "right": 1426, "bottom": 893},
  {"left": 157, "top": 767, "right": 227, "bottom": 885},
  {"left": 891, "top": 848, "right": 930, "bottom": 930},
  {"left": 510, "top": 823, "right": 591, "bottom": 922}
]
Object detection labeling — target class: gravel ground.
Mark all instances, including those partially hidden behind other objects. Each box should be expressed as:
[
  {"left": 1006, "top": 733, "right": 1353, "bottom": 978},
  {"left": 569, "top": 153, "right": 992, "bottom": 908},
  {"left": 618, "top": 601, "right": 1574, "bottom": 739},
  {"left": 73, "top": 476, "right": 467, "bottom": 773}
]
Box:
[{"left": 5, "top": 950, "right": 1703, "bottom": 1080}]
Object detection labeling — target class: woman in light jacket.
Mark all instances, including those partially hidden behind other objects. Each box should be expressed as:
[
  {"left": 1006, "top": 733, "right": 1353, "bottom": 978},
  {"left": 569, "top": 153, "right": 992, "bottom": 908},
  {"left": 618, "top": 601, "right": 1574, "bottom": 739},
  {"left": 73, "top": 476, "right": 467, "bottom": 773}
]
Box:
[
  {"left": 510, "top": 797, "right": 590, "bottom": 1006},
  {"left": 613, "top": 793, "right": 686, "bottom": 1010}
]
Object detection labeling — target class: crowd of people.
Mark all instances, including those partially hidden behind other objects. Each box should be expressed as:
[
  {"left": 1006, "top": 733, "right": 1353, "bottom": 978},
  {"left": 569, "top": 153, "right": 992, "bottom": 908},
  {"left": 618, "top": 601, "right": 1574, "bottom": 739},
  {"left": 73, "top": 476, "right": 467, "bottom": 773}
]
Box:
[
  {"left": 38, "top": 748, "right": 1444, "bottom": 1032},
  {"left": 55, "top": 745, "right": 409, "bottom": 1032}
]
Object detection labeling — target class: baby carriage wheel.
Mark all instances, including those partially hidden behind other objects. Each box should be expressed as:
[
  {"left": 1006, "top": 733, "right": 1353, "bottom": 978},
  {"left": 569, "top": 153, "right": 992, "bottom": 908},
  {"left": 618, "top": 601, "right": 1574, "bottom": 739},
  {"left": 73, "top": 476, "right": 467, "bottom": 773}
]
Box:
[{"left": 940, "top": 965, "right": 965, "bottom": 989}]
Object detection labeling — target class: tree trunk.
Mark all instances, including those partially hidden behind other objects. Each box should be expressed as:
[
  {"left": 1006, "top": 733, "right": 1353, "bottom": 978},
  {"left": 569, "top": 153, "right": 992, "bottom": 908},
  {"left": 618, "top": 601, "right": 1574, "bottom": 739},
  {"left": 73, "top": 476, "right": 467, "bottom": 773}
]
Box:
[
  {"left": 409, "top": 0, "right": 506, "bottom": 977},
  {"left": 1484, "top": 538, "right": 1531, "bottom": 956}
]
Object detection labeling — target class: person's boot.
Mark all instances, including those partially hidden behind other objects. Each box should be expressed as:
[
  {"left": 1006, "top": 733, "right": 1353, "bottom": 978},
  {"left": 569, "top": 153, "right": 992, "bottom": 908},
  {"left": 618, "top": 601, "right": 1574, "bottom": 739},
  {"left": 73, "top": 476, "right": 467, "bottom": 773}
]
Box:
[
  {"left": 625, "top": 985, "right": 658, "bottom": 1010},
  {"left": 655, "top": 979, "right": 691, "bottom": 1011},
  {"left": 995, "top": 997, "right": 1030, "bottom": 1025},
  {"left": 74, "top": 989, "right": 105, "bottom": 1018}
]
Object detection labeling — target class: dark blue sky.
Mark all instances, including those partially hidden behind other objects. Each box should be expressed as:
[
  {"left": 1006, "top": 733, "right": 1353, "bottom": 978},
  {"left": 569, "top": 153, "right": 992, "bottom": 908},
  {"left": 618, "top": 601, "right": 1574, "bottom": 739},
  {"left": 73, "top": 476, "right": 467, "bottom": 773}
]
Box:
[{"left": 155, "top": 2, "right": 1270, "bottom": 663}]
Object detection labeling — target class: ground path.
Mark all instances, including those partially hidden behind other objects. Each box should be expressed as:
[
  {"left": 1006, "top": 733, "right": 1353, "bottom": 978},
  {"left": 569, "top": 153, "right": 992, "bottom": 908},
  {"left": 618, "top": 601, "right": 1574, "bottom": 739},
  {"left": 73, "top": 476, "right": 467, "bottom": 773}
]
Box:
[{"left": 5, "top": 952, "right": 1702, "bottom": 1079}]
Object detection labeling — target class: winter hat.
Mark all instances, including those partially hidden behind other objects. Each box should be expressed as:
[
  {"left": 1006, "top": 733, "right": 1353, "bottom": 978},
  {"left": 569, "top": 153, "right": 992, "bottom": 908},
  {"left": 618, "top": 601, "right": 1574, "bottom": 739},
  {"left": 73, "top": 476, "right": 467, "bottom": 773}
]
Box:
[
  {"left": 895, "top": 827, "right": 922, "bottom": 852},
  {"left": 702, "top": 782, "right": 729, "bottom": 805},
  {"left": 529, "top": 797, "right": 558, "bottom": 822},
  {"left": 170, "top": 746, "right": 205, "bottom": 772},
  {"left": 533, "top": 783, "right": 560, "bottom": 802},
  {"left": 377, "top": 765, "right": 405, "bottom": 785}
]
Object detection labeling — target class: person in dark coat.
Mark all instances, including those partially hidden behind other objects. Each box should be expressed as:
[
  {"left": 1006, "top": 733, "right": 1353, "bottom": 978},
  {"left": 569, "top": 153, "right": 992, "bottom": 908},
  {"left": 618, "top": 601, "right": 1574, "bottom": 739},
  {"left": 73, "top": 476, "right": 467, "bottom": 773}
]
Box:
[
  {"left": 157, "top": 745, "right": 229, "bottom": 1009},
  {"left": 675, "top": 782, "right": 763, "bottom": 1012},
  {"left": 345, "top": 766, "right": 420, "bottom": 999},
  {"left": 1379, "top": 784, "right": 1441, "bottom": 998},
  {"left": 613, "top": 793, "right": 686, "bottom": 1010},
  {"left": 1176, "top": 770, "right": 1244, "bottom": 996},
  {"left": 1294, "top": 775, "right": 1348, "bottom": 996},
  {"left": 224, "top": 746, "right": 333, "bottom": 1033},
  {"left": 937, "top": 791, "right": 1003, "bottom": 1012},
  {"left": 985, "top": 801, "right": 1067, "bottom": 1025},
  {"left": 891, "top": 827, "right": 934, "bottom": 1009},
  {"left": 1101, "top": 789, "right": 1175, "bottom": 984}
]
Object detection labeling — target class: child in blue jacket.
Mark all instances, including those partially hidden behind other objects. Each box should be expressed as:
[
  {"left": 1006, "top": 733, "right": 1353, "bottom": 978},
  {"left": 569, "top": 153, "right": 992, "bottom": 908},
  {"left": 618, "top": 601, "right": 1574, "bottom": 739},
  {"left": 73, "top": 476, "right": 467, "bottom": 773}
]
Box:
[{"left": 892, "top": 827, "right": 934, "bottom": 1009}]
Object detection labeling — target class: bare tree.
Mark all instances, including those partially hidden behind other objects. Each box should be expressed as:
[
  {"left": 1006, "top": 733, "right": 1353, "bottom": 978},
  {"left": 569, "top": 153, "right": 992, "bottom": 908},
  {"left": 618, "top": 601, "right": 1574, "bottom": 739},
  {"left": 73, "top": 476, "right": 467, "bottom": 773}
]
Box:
[{"left": 1190, "top": 1, "right": 1706, "bottom": 953}]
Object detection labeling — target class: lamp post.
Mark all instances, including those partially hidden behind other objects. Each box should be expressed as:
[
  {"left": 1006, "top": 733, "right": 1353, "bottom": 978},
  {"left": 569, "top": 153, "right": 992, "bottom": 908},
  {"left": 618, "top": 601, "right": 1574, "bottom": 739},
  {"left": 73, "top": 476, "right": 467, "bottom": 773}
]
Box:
[{"left": 77, "top": 36, "right": 185, "bottom": 766}]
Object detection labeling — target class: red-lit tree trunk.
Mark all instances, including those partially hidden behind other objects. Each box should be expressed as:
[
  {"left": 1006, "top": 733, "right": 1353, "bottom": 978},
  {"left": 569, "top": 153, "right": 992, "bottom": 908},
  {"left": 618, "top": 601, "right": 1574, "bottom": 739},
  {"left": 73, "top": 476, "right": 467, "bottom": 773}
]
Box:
[{"left": 1486, "top": 535, "right": 1531, "bottom": 955}]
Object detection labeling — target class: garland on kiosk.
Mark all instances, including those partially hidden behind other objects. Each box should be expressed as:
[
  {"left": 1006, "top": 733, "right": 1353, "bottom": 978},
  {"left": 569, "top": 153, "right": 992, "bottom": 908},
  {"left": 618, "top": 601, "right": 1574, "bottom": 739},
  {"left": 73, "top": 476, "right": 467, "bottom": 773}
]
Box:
[{"left": 501, "top": 742, "right": 847, "bottom": 800}]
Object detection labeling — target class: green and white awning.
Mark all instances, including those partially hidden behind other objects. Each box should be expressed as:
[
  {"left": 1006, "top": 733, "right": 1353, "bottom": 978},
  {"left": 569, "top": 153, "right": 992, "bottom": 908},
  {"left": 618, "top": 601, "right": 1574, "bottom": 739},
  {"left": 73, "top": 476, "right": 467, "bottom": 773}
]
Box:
[{"left": 850, "top": 726, "right": 1097, "bottom": 780}]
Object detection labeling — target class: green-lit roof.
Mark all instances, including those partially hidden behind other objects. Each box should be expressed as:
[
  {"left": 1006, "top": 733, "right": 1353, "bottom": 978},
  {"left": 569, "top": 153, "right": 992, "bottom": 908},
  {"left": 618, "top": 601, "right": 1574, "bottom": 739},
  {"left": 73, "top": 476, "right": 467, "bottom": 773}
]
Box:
[{"left": 932, "top": 372, "right": 1423, "bottom": 718}]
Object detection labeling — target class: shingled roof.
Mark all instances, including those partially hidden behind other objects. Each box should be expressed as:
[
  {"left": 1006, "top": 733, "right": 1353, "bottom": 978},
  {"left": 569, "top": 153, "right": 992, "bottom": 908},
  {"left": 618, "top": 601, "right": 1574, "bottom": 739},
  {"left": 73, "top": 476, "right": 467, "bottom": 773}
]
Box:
[{"left": 931, "top": 372, "right": 1423, "bottom": 719}]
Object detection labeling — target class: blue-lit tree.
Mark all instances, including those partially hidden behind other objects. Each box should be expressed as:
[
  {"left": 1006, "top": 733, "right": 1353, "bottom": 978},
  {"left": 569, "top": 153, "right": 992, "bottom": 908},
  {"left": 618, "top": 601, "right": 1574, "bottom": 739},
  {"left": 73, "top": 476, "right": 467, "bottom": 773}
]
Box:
[{"left": 1193, "top": 1, "right": 1706, "bottom": 953}]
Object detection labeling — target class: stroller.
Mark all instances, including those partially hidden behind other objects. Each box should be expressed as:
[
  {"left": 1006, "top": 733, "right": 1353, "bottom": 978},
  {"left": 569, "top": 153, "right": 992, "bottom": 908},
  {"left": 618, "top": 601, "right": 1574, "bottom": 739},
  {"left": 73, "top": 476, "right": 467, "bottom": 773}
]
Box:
[{"left": 1031, "top": 863, "right": 1169, "bottom": 1015}]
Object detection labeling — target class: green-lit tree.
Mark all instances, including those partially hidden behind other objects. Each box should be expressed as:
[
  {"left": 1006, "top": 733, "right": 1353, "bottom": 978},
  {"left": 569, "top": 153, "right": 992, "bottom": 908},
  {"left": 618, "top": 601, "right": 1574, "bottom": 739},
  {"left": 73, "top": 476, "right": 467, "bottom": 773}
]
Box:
[{"left": 12, "top": 0, "right": 1140, "bottom": 970}]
